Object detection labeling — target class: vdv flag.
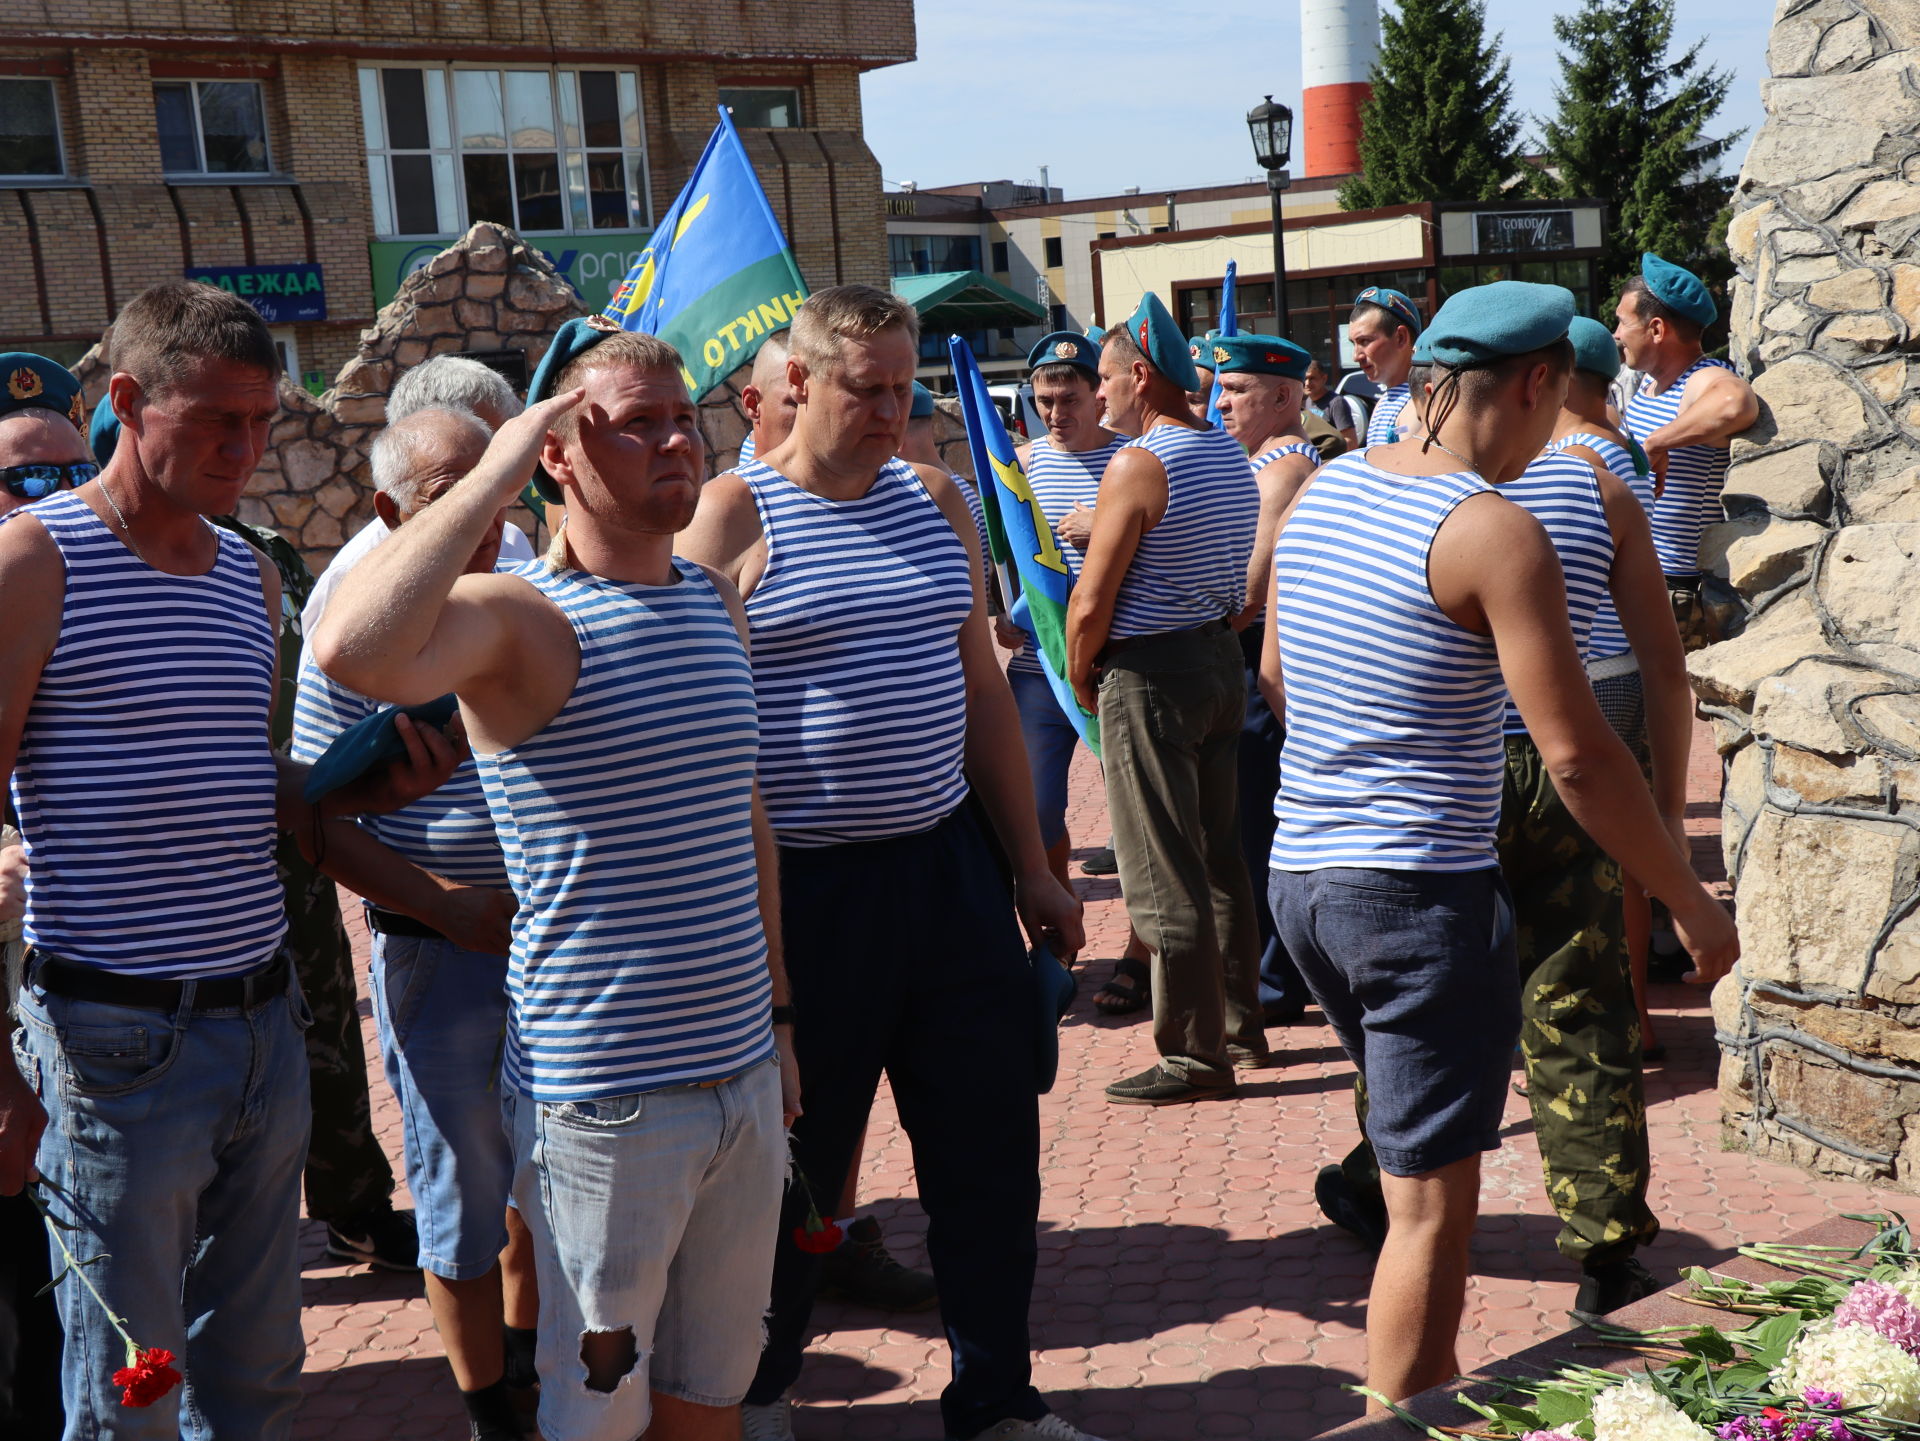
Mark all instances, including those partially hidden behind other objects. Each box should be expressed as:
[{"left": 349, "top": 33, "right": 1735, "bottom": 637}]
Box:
[
  {"left": 949, "top": 335, "right": 1099, "bottom": 755},
  {"left": 603, "top": 108, "right": 808, "bottom": 399},
  {"left": 1205, "top": 258, "right": 1237, "bottom": 428}
]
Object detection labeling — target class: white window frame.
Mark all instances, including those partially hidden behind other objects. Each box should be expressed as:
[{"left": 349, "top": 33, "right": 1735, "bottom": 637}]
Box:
[
  {"left": 359, "top": 63, "right": 653, "bottom": 242},
  {"left": 717, "top": 85, "right": 802, "bottom": 129},
  {"left": 0, "top": 76, "right": 65, "bottom": 181},
  {"left": 154, "top": 78, "right": 272, "bottom": 177}
]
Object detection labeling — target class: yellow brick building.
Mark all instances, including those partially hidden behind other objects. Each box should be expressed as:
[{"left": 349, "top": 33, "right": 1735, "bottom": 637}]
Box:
[{"left": 0, "top": 3, "right": 912, "bottom": 386}]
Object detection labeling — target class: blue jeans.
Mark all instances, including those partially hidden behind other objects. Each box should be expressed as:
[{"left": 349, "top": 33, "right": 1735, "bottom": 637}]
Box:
[
  {"left": 508, "top": 1058, "right": 784, "bottom": 1439},
  {"left": 1009, "top": 666, "right": 1080, "bottom": 850},
  {"left": 369, "top": 930, "right": 512, "bottom": 1279},
  {"left": 12, "top": 968, "right": 312, "bottom": 1440}
]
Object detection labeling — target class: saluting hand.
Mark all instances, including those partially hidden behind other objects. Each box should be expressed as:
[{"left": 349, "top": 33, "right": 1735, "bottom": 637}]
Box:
[{"left": 466, "top": 387, "right": 587, "bottom": 504}]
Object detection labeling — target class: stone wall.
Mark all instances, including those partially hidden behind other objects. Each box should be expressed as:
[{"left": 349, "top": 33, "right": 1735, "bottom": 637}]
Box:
[{"left": 1697, "top": 0, "right": 1920, "bottom": 1184}]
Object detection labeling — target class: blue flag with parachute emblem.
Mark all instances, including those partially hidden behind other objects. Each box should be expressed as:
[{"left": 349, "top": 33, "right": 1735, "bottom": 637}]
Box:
[
  {"left": 602, "top": 108, "right": 808, "bottom": 400},
  {"left": 948, "top": 335, "right": 1099, "bottom": 756}
]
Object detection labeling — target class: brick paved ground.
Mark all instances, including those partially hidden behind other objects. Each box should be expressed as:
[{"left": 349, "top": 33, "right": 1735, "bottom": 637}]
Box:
[{"left": 294, "top": 722, "right": 1908, "bottom": 1440}]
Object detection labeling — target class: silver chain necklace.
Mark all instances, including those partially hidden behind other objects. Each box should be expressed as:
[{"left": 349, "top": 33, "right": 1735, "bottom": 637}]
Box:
[
  {"left": 1424, "top": 434, "right": 1485, "bottom": 476},
  {"left": 97, "top": 477, "right": 153, "bottom": 569}
]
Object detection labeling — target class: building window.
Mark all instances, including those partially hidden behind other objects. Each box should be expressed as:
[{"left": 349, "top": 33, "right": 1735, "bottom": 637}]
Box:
[
  {"left": 889, "top": 232, "right": 981, "bottom": 277},
  {"left": 0, "top": 78, "right": 62, "bottom": 177},
  {"left": 717, "top": 87, "right": 800, "bottom": 128},
  {"left": 359, "top": 65, "right": 650, "bottom": 239},
  {"left": 1043, "top": 236, "right": 1063, "bottom": 268},
  {"left": 1050, "top": 303, "right": 1068, "bottom": 331},
  {"left": 991, "top": 239, "right": 1009, "bottom": 273},
  {"left": 155, "top": 80, "right": 270, "bottom": 175}
]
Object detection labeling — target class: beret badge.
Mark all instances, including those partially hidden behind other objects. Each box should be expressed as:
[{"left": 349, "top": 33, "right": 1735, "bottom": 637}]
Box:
[{"left": 8, "top": 367, "right": 42, "bottom": 401}]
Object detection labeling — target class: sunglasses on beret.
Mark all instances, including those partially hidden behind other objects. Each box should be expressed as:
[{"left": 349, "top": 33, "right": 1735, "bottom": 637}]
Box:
[{"left": 1, "top": 462, "right": 99, "bottom": 499}]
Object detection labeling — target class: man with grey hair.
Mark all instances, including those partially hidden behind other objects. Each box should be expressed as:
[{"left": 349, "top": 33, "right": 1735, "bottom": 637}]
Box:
[
  {"left": 302, "top": 355, "right": 535, "bottom": 633},
  {"left": 293, "top": 405, "right": 537, "bottom": 1441}
]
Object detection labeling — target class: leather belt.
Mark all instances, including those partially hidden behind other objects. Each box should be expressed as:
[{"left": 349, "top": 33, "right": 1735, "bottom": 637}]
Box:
[
  {"left": 1586, "top": 652, "right": 1640, "bottom": 682},
  {"left": 1663, "top": 573, "right": 1703, "bottom": 593},
  {"left": 1101, "top": 617, "right": 1230, "bottom": 661},
  {"left": 364, "top": 906, "right": 447, "bottom": 942},
  {"left": 31, "top": 950, "right": 290, "bottom": 1013}
]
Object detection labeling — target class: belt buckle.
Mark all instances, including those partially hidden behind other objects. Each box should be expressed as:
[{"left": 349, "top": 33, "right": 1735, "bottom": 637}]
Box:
[{"left": 695, "top": 1072, "right": 736, "bottom": 1090}]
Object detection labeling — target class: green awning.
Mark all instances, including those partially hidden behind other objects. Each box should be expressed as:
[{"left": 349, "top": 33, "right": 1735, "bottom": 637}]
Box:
[{"left": 891, "top": 269, "right": 1048, "bottom": 331}]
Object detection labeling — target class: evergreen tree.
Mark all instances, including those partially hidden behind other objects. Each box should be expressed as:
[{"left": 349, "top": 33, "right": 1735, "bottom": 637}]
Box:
[
  {"left": 1338, "top": 0, "right": 1526, "bottom": 211},
  {"left": 1539, "top": 0, "right": 1741, "bottom": 312}
]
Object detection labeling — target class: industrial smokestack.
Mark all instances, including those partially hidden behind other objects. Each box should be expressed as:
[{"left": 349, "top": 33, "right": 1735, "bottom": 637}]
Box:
[{"left": 1299, "top": 0, "right": 1380, "bottom": 179}]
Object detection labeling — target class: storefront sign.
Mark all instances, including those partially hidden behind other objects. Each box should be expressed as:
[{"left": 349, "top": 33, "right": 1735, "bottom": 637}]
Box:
[
  {"left": 1474, "top": 210, "right": 1576, "bottom": 254},
  {"left": 369, "top": 234, "right": 652, "bottom": 313},
  {"left": 187, "top": 263, "right": 327, "bottom": 323}
]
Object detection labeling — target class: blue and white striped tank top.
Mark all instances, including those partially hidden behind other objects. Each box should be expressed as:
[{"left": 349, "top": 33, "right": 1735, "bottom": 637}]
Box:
[
  {"left": 1108, "top": 422, "right": 1259, "bottom": 640},
  {"left": 1269, "top": 453, "right": 1507, "bottom": 872},
  {"left": 475, "top": 557, "right": 772, "bottom": 1101},
  {"left": 737, "top": 457, "right": 974, "bottom": 846},
  {"left": 1251, "top": 439, "right": 1321, "bottom": 471},
  {"left": 291, "top": 657, "right": 508, "bottom": 890},
  {"left": 1007, "top": 435, "right": 1125, "bottom": 676},
  {"left": 1624, "top": 356, "right": 1736, "bottom": 576},
  {"left": 10, "top": 491, "right": 285, "bottom": 976},
  {"left": 949, "top": 470, "right": 993, "bottom": 598},
  {"left": 1498, "top": 451, "right": 1614, "bottom": 735},
  {"left": 1366, "top": 384, "right": 1414, "bottom": 445},
  {"left": 1550, "top": 431, "right": 1646, "bottom": 662}
]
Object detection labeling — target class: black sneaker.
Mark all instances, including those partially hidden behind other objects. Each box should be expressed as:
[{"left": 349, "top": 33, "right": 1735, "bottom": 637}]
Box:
[
  {"left": 324, "top": 1204, "right": 421, "bottom": 1272},
  {"left": 1314, "top": 1164, "right": 1388, "bottom": 1253},
  {"left": 1104, "top": 1064, "right": 1234, "bottom": 1106},
  {"left": 1571, "top": 1257, "right": 1660, "bottom": 1325},
  {"left": 1079, "top": 847, "right": 1118, "bottom": 877},
  {"left": 818, "top": 1216, "right": 938, "bottom": 1311}
]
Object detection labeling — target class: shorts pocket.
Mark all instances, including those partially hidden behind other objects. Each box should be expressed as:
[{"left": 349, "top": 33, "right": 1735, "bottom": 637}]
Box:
[{"left": 545, "top": 1092, "right": 646, "bottom": 1131}]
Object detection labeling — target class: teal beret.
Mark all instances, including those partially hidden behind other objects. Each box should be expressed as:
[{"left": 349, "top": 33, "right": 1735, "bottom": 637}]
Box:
[
  {"left": 89, "top": 393, "right": 121, "bottom": 465},
  {"left": 1568, "top": 316, "right": 1621, "bottom": 380},
  {"left": 1411, "top": 332, "right": 1433, "bottom": 366},
  {"left": 1423, "top": 281, "right": 1575, "bottom": 368},
  {"left": 1353, "top": 286, "right": 1424, "bottom": 337},
  {"left": 1083, "top": 325, "right": 1105, "bottom": 344},
  {"left": 525, "top": 317, "right": 619, "bottom": 504},
  {"left": 910, "top": 381, "right": 935, "bottom": 419},
  {"left": 1210, "top": 333, "right": 1312, "bottom": 381},
  {"left": 1027, "top": 330, "right": 1100, "bottom": 376},
  {"left": 1640, "top": 252, "right": 1717, "bottom": 328},
  {"left": 0, "top": 353, "right": 84, "bottom": 432},
  {"left": 1121, "top": 293, "right": 1200, "bottom": 392}
]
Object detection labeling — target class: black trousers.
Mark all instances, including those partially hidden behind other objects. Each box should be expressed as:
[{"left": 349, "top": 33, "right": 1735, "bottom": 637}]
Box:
[
  {"left": 744, "top": 803, "right": 1046, "bottom": 1439},
  {"left": 1238, "top": 625, "right": 1306, "bottom": 1016}
]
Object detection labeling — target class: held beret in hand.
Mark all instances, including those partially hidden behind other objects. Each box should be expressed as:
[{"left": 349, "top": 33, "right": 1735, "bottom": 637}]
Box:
[{"left": 302, "top": 696, "right": 459, "bottom": 804}]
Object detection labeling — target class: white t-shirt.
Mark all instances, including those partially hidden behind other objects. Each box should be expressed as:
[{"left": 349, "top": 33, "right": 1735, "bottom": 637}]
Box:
[{"left": 301, "top": 517, "right": 535, "bottom": 636}]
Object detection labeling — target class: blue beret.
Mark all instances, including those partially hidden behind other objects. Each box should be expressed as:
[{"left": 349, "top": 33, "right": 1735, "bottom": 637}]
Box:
[
  {"left": 1410, "top": 331, "right": 1433, "bottom": 366},
  {"left": 910, "top": 381, "right": 935, "bottom": 419},
  {"left": 1121, "top": 293, "right": 1200, "bottom": 392},
  {"left": 1423, "top": 281, "right": 1575, "bottom": 368},
  {"left": 1210, "top": 333, "right": 1312, "bottom": 381},
  {"left": 1083, "top": 325, "right": 1105, "bottom": 344},
  {"left": 1353, "top": 286, "right": 1424, "bottom": 337},
  {"left": 89, "top": 393, "right": 121, "bottom": 465},
  {"left": 1027, "top": 330, "right": 1100, "bottom": 376},
  {"left": 1641, "top": 252, "right": 1717, "bottom": 328},
  {"left": 0, "top": 353, "right": 85, "bottom": 432},
  {"left": 525, "top": 316, "right": 620, "bottom": 504},
  {"left": 1568, "top": 316, "right": 1621, "bottom": 380}
]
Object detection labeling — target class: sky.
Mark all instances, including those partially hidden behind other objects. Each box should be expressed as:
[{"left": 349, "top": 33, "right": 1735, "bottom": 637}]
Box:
[{"left": 860, "top": 0, "right": 1772, "bottom": 199}]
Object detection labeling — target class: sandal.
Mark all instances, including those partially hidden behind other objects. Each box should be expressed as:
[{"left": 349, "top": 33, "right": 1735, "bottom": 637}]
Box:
[{"left": 1093, "top": 956, "right": 1150, "bottom": 1015}]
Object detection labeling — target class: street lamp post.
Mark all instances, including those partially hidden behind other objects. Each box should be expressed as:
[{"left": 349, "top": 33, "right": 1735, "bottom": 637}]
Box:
[{"left": 1246, "top": 94, "right": 1295, "bottom": 340}]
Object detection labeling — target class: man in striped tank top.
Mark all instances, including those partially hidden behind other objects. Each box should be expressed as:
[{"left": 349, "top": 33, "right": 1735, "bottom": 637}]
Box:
[
  {"left": 1351, "top": 286, "right": 1424, "bottom": 446},
  {"left": 0, "top": 283, "right": 461, "bottom": 1439},
  {"left": 1068, "top": 292, "right": 1264, "bottom": 1104},
  {"left": 316, "top": 323, "right": 795, "bottom": 1441},
  {"left": 1615, "top": 252, "right": 1759, "bottom": 652},
  {"left": 677, "top": 285, "right": 1091, "bottom": 1441},
  {"left": 1210, "top": 333, "right": 1321, "bottom": 1029},
  {"left": 1259, "top": 281, "right": 1739, "bottom": 1408},
  {"left": 735, "top": 327, "right": 795, "bottom": 471}
]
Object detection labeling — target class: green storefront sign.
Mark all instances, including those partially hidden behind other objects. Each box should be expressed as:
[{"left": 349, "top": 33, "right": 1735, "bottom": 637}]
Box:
[{"left": 369, "top": 234, "right": 653, "bottom": 314}]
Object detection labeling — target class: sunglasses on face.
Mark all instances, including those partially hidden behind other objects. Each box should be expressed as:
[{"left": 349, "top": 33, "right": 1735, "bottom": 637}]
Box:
[{"left": 1, "top": 462, "right": 99, "bottom": 499}]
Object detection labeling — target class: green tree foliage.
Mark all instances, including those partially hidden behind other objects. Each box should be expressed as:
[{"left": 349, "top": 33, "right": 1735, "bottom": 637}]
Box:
[
  {"left": 1539, "top": 0, "right": 1742, "bottom": 313},
  {"left": 1338, "top": 0, "right": 1527, "bottom": 211}
]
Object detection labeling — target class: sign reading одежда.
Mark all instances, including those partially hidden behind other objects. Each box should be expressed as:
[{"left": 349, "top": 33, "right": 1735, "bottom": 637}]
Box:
[{"left": 187, "top": 264, "right": 327, "bottom": 324}]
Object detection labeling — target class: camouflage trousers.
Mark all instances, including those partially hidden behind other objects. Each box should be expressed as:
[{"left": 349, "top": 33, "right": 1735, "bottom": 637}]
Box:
[
  {"left": 281, "top": 836, "right": 395, "bottom": 1224},
  {"left": 1337, "top": 736, "right": 1657, "bottom": 1266}
]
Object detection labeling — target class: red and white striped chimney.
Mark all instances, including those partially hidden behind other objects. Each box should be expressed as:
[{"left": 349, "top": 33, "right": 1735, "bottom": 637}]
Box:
[{"left": 1300, "top": 0, "right": 1380, "bottom": 179}]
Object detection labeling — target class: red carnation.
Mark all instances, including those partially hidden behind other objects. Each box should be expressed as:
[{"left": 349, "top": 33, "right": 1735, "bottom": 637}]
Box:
[
  {"left": 113, "top": 1347, "right": 182, "bottom": 1408},
  {"left": 792, "top": 1219, "right": 844, "bottom": 1254}
]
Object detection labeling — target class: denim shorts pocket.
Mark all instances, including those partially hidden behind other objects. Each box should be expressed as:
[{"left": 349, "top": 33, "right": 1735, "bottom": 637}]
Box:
[
  {"left": 545, "top": 1092, "right": 646, "bottom": 1130},
  {"left": 59, "top": 1020, "right": 177, "bottom": 1097}
]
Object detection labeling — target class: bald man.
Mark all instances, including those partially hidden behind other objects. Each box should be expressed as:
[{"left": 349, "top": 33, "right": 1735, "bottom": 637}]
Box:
[{"left": 737, "top": 329, "right": 796, "bottom": 467}]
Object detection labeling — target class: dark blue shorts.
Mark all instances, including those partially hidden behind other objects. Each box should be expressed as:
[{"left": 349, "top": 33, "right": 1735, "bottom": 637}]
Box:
[{"left": 1269, "top": 866, "right": 1519, "bottom": 1177}]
